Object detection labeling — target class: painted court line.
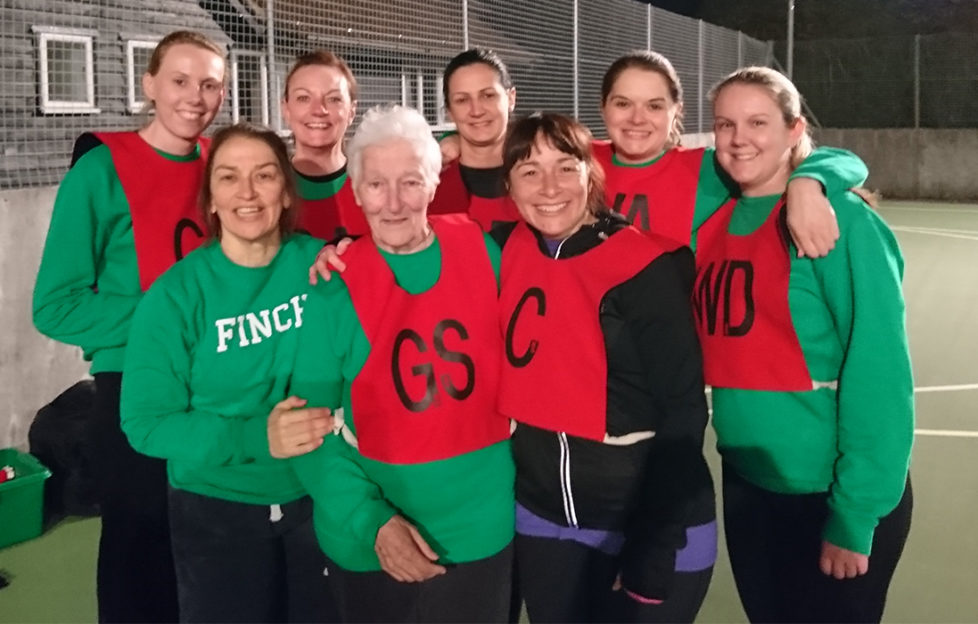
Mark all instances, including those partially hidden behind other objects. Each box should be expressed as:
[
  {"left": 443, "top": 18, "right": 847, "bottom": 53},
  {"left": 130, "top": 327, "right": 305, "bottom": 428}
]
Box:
[
  {"left": 915, "top": 383, "right": 978, "bottom": 393},
  {"left": 891, "top": 226, "right": 978, "bottom": 242},
  {"left": 915, "top": 429, "right": 978, "bottom": 438}
]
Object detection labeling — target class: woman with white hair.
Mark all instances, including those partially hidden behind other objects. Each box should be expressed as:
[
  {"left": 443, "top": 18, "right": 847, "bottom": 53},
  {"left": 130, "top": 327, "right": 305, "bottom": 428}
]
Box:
[{"left": 286, "top": 104, "right": 515, "bottom": 623}]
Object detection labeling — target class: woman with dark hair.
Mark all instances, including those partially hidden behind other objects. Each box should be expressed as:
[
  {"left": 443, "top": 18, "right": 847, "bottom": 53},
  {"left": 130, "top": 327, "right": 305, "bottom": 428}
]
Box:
[
  {"left": 120, "top": 123, "right": 336, "bottom": 623},
  {"left": 597, "top": 50, "right": 866, "bottom": 255},
  {"left": 495, "top": 112, "right": 715, "bottom": 623},
  {"left": 427, "top": 47, "right": 522, "bottom": 229},
  {"left": 700, "top": 67, "right": 912, "bottom": 624},
  {"left": 32, "top": 30, "right": 226, "bottom": 622},
  {"left": 282, "top": 49, "right": 369, "bottom": 240}
]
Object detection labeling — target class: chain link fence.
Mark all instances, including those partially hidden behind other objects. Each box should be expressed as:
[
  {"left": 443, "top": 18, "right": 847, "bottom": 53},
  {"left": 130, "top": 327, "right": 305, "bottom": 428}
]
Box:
[
  {"left": 1, "top": 0, "right": 771, "bottom": 189},
  {"left": 778, "top": 32, "right": 978, "bottom": 129}
]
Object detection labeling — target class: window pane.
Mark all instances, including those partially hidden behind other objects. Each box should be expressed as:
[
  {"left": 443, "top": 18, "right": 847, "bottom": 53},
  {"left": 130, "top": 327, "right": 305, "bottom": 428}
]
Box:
[
  {"left": 47, "top": 39, "right": 88, "bottom": 102},
  {"left": 133, "top": 46, "right": 154, "bottom": 77}
]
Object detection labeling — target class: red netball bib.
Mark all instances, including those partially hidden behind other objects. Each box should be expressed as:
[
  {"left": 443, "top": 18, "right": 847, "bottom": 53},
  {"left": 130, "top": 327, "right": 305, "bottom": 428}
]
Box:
[
  {"left": 297, "top": 176, "right": 369, "bottom": 240},
  {"left": 95, "top": 131, "right": 208, "bottom": 291},
  {"left": 692, "top": 197, "right": 812, "bottom": 391},
  {"left": 498, "top": 223, "right": 673, "bottom": 441},
  {"left": 594, "top": 140, "right": 702, "bottom": 246},
  {"left": 344, "top": 215, "right": 508, "bottom": 464}
]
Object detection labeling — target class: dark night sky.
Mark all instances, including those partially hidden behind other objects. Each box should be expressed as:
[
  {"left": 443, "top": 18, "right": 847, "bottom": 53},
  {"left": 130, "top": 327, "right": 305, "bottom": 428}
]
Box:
[{"left": 640, "top": 0, "right": 978, "bottom": 41}]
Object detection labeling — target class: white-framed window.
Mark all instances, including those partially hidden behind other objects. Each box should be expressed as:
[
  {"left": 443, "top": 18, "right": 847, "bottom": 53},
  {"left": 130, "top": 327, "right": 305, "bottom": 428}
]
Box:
[
  {"left": 32, "top": 26, "right": 99, "bottom": 114},
  {"left": 124, "top": 38, "right": 160, "bottom": 113},
  {"left": 230, "top": 49, "right": 269, "bottom": 125}
]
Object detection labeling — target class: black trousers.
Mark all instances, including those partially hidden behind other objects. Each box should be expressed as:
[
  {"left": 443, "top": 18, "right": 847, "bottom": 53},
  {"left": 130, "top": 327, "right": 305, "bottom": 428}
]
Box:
[
  {"left": 516, "top": 534, "right": 713, "bottom": 623},
  {"left": 327, "top": 542, "right": 514, "bottom": 623},
  {"left": 723, "top": 466, "right": 913, "bottom": 623},
  {"left": 91, "top": 372, "right": 179, "bottom": 623},
  {"left": 168, "top": 488, "right": 339, "bottom": 623}
]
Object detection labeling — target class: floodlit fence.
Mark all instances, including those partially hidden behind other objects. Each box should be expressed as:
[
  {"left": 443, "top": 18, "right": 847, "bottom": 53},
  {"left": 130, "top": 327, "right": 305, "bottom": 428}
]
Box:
[{"left": 0, "top": 0, "right": 771, "bottom": 189}]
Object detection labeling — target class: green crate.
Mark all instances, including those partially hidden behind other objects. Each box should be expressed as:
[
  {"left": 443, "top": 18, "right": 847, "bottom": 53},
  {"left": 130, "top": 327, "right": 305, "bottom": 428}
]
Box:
[{"left": 0, "top": 448, "right": 51, "bottom": 549}]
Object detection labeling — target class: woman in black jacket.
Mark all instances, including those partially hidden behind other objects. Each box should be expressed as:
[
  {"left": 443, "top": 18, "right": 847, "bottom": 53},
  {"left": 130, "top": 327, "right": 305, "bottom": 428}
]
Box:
[{"left": 496, "top": 112, "right": 715, "bottom": 623}]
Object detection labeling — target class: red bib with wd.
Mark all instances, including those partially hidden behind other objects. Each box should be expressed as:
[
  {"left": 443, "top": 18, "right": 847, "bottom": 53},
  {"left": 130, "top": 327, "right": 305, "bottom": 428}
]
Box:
[
  {"left": 498, "top": 223, "right": 673, "bottom": 441},
  {"left": 593, "top": 141, "right": 702, "bottom": 246},
  {"left": 95, "top": 132, "right": 208, "bottom": 291},
  {"left": 427, "top": 160, "right": 520, "bottom": 231},
  {"left": 692, "top": 198, "right": 812, "bottom": 391},
  {"left": 297, "top": 177, "right": 369, "bottom": 240},
  {"left": 344, "top": 215, "right": 509, "bottom": 464}
]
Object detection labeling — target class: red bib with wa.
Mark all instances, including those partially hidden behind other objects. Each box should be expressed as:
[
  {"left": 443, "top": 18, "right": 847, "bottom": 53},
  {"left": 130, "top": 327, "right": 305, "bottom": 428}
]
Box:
[
  {"left": 692, "top": 198, "right": 812, "bottom": 391},
  {"left": 297, "top": 176, "right": 369, "bottom": 240},
  {"left": 593, "top": 141, "right": 702, "bottom": 246},
  {"left": 94, "top": 131, "right": 208, "bottom": 291},
  {"left": 427, "top": 160, "right": 520, "bottom": 231},
  {"left": 344, "top": 215, "right": 509, "bottom": 464},
  {"left": 498, "top": 223, "right": 673, "bottom": 441}
]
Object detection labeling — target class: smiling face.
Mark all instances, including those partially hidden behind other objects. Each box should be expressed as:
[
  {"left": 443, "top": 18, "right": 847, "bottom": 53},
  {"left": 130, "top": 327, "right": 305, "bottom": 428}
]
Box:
[
  {"left": 354, "top": 139, "right": 437, "bottom": 254},
  {"left": 142, "top": 43, "right": 225, "bottom": 153},
  {"left": 208, "top": 135, "right": 290, "bottom": 253},
  {"left": 712, "top": 82, "right": 805, "bottom": 197},
  {"left": 508, "top": 134, "right": 595, "bottom": 241},
  {"left": 283, "top": 63, "right": 356, "bottom": 151},
  {"left": 446, "top": 62, "right": 515, "bottom": 151},
  {"left": 601, "top": 67, "right": 681, "bottom": 164}
]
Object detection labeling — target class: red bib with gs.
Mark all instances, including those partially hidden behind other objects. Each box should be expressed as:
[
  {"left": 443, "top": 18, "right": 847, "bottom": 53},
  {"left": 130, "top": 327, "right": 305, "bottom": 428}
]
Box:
[
  {"left": 692, "top": 197, "right": 812, "bottom": 391},
  {"left": 94, "top": 131, "right": 208, "bottom": 291},
  {"left": 344, "top": 215, "right": 509, "bottom": 464},
  {"left": 297, "top": 176, "right": 369, "bottom": 240},
  {"left": 498, "top": 223, "right": 674, "bottom": 441},
  {"left": 593, "top": 140, "right": 703, "bottom": 246},
  {"left": 427, "top": 160, "right": 521, "bottom": 231}
]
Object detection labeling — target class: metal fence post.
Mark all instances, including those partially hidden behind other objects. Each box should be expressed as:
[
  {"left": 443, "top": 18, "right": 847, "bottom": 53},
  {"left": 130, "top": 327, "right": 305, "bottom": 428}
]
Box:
[
  {"left": 738, "top": 31, "right": 744, "bottom": 67},
  {"left": 914, "top": 34, "right": 921, "bottom": 129},
  {"left": 463, "top": 0, "right": 470, "bottom": 50},
  {"left": 647, "top": 4, "right": 652, "bottom": 50},
  {"left": 698, "top": 19, "right": 704, "bottom": 133},
  {"left": 573, "top": 0, "right": 579, "bottom": 120},
  {"left": 266, "top": 0, "right": 280, "bottom": 132}
]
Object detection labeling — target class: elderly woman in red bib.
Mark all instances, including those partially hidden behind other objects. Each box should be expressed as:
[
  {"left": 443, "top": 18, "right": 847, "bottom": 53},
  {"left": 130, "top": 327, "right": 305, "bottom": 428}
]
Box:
[
  {"left": 698, "top": 67, "right": 912, "bottom": 624},
  {"left": 32, "top": 30, "right": 225, "bottom": 623},
  {"left": 495, "top": 113, "right": 715, "bottom": 624},
  {"left": 280, "top": 104, "right": 516, "bottom": 623}
]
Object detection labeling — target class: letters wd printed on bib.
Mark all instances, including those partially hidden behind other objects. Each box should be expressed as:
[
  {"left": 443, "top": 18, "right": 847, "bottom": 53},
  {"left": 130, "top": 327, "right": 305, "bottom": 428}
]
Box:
[{"left": 120, "top": 235, "right": 325, "bottom": 504}]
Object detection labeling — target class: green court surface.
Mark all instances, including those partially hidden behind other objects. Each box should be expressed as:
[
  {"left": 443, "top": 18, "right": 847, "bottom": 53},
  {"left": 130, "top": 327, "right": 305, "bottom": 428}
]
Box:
[{"left": 1, "top": 201, "right": 976, "bottom": 622}]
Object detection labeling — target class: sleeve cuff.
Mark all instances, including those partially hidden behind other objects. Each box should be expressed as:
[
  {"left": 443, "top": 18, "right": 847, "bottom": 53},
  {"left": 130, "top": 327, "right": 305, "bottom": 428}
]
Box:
[
  {"left": 822, "top": 509, "right": 876, "bottom": 555},
  {"left": 241, "top": 414, "right": 273, "bottom": 462}
]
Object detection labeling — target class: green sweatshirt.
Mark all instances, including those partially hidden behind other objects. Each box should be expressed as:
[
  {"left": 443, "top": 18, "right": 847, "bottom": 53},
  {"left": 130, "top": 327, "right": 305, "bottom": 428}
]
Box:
[
  {"left": 289, "top": 232, "right": 515, "bottom": 572},
  {"left": 33, "top": 140, "right": 202, "bottom": 373},
  {"left": 711, "top": 191, "right": 914, "bottom": 555},
  {"left": 689, "top": 146, "right": 868, "bottom": 241},
  {"left": 120, "top": 234, "right": 325, "bottom": 504}
]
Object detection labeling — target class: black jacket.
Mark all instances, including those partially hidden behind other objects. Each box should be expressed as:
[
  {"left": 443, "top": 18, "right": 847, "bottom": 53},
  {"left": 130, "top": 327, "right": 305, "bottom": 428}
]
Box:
[{"left": 493, "top": 212, "right": 715, "bottom": 600}]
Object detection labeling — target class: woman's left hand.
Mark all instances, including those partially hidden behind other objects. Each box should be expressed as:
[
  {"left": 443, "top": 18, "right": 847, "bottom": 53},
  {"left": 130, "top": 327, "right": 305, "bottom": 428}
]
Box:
[
  {"left": 785, "top": 177, "right": 840, "bottom": 258},
  {"left": 267, "top": 396, "right": 333, "bottom": 458},
  {"left": 819, "top": 540, "right": 869, "bottom": 579}
]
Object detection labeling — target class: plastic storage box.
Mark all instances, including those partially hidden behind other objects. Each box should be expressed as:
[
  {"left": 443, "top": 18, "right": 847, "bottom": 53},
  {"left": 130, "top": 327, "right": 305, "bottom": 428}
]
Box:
[{"left": 0, "top": 448, "right": 51, "bottom": 549}]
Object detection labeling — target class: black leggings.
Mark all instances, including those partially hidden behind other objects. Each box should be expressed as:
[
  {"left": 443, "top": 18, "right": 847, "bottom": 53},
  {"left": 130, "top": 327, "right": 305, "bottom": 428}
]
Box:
[
  {"left": 516, "top": 534, "right": 713, "bottom": 623},
  {"left": 91, "top": 372, "right": 178, "bottom": 623},
  {"left": 723, "top": 466, "right": 913, "bottom": 623},
  {"left": 327, "top": 542, "right": 514, "bottom": 623}
]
